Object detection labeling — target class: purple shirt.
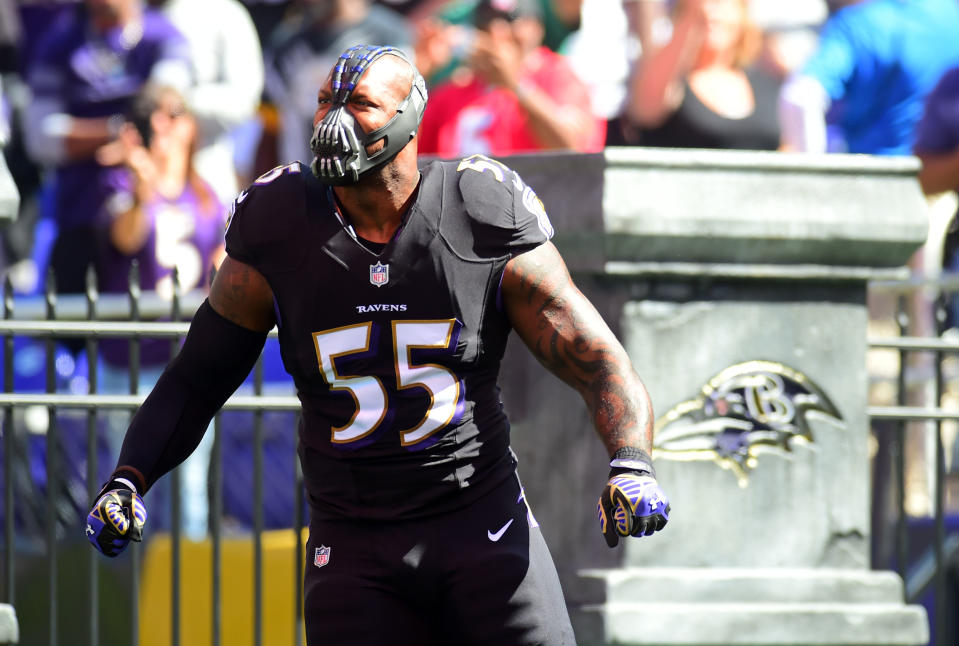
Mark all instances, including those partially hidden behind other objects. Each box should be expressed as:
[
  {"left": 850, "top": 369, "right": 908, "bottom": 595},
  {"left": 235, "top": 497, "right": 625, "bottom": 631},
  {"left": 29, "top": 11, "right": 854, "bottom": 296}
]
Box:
[
  {"left": 915, "top": 67, "right": 959, "bottom": 156},
  {"left": 28, "top": 8, "right": 191, "bottom": 230},
  {"left": 98, "top": 172, "right": 225, "bottom": 367}
]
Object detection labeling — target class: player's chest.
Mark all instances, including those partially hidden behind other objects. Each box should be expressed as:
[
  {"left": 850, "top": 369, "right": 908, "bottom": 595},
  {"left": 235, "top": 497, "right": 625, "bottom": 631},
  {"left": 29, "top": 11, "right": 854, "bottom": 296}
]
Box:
[{"left": 269, "top": 229, "right": 499, "bottom": 370}]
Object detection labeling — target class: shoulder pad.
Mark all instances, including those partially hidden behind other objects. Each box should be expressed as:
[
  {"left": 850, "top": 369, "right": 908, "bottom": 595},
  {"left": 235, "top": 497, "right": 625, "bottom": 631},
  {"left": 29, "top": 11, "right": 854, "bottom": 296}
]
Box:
[
  {"left": 225, "top": 162, "right": 312, "bottom": 273},
  {"left": 448, "top": 155, "right": 554, "bottom": 258}
]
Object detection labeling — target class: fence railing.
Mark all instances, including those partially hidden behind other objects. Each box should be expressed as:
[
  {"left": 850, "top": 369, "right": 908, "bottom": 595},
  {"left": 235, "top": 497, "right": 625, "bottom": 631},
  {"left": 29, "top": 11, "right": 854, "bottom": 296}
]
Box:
[
  {"left": 0, "top": 271, "right": 304, "bottom": 646},
  {"left": 868, "top": 276, "right": 959, "bottom": 646}
]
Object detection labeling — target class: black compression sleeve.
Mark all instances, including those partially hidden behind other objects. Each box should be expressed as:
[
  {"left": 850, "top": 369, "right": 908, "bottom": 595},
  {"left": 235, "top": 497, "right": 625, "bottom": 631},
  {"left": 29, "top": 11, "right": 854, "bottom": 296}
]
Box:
[{"left": 112, "top": 300, "right": 268, "bottom": 494}]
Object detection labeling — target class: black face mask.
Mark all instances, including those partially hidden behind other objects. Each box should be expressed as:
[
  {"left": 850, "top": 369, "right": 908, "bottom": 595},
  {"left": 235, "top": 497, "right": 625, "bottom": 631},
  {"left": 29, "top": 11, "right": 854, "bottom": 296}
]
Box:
[{"left": 310, "top": 45, "right": 428, "bottom": 186}]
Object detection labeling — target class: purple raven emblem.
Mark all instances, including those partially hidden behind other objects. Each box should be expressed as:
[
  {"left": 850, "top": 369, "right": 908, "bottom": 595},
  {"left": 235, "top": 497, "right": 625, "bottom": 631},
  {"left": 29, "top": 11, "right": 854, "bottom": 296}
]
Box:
[{"left": 653, "top": 361, "right": 843, "bottom": 486}]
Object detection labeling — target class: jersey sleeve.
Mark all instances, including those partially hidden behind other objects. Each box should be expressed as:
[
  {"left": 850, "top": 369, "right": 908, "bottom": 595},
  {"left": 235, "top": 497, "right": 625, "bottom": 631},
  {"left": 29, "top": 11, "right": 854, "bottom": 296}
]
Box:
[
  {"left": 454, "top": 155, "right": 555, "bottom": 258},
  {"left": 224, "top": 162, "right": 310, "bottom": 273}
]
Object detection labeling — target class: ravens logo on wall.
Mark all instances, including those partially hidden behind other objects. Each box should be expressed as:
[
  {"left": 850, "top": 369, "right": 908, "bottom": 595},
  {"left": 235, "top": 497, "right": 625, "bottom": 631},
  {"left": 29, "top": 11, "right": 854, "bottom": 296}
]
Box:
[{"left": 653, "top": 361, "right": 844, "bottom": 486}]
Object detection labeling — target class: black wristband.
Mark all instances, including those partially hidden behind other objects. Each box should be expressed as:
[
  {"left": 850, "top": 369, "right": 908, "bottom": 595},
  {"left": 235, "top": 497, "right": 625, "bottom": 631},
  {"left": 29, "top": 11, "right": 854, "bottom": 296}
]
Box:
[
  {"left": 93, "top": 471, "right": 140, "bottom": 503},
  {"left": 608, "top": 446, "right": 655, "bottom": 478}
]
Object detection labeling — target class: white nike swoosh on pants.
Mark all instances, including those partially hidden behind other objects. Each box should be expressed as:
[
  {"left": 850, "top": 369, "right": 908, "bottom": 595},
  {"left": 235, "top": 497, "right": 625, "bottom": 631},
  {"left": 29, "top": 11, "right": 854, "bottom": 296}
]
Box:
[{"left": 487, "top": 518, "right": 514, "bottom": 542}]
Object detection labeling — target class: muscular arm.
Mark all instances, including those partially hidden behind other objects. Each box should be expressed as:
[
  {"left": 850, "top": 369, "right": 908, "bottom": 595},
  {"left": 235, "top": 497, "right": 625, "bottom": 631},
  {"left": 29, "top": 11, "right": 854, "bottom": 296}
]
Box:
[
  {"left": 209, "top": 255, "right": 277, "bottom": 332},
  {"left": 111, "top": 256, "right": 274, "bottom": 493},
  {"left": 501, "top": 242, "right": 653, "bottom": 455}
]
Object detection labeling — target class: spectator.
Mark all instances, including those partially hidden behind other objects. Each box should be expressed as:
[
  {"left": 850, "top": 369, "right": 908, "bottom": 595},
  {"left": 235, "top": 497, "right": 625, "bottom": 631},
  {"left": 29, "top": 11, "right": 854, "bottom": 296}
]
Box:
[
  {"left": 22, "top": 0, "right": 192, "bottom": 298},
  {"left": 610, "top": 0, "right": 780, "bottom": 150},
  {"left": 778, "top": 0, "right": 959, "bottom": 155},
  {"left": 561, "top": 0, "right": 636, "bottom": 122},
  {"left": 414, "top": 0, "right": 585, "bottom": 87},
  {"left": 263, "top": 0, "right": 412, "bottom": 167},
  {"left": 149, "top": 0, "right": 265, "bottom": 205},
  {"left": 418, "top": 0, "right": 604, "bottom": 157},
  {"left": 240, "top": 0, "right": 295, "bottom": 48},
  {"left": 914, "top": 67, "right": 959, "bottom": 321},
  {"left": 97, "top": 84, "right": 224, "bottom": 331},
  {"left": 97, "top": 83, "right": 226, "bottom": 537},
  {"left": 916, "top": 68, "right": 959, "bottom": 200}
]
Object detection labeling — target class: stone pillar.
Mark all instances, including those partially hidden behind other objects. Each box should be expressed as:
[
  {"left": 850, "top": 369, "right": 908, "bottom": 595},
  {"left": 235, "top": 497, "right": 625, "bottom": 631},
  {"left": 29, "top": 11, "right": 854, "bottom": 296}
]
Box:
[
  {"left": 0, "top": 604, "right": 16, "bottom": 644},
  {"left": 500, "top": 149, "right": 930, "bottom": 646}
]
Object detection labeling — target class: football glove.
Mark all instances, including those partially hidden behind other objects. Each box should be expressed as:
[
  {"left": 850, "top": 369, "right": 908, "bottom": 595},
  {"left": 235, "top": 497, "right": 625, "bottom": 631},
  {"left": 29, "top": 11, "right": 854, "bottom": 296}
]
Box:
[
  {"left": 597, "top": 447, "right": 670, "bottom": 547},
  {"left": 86, "top": 479, "right": 147, "bottom": 557}
]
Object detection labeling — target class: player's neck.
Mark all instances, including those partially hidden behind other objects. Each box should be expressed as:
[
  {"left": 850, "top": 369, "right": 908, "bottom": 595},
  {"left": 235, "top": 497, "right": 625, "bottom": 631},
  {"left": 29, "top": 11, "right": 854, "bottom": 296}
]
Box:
[{"left": 333, "top": 167, "right": 421, "bottom": 243}]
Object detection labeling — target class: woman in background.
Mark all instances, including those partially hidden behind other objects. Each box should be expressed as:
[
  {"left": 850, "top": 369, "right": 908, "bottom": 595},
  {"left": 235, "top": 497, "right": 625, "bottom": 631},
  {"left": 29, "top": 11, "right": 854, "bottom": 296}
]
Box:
[
  {"left": 99, "top": 83, "right": 225, "bottom": 310},
  {"left": 610, "top": 0, "right": 780, "bottom": 150}
]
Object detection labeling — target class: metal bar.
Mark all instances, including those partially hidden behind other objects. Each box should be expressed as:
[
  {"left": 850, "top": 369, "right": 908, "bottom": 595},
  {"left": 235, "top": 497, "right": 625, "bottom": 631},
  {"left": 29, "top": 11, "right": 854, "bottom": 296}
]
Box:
[
  {"left": 895, "top": 298, "right": 908, "bottom": 585},
  {"left": 44, "top": 270, "right": 57, "bottom": 646},
  {"left": 85, "top": 267, "right": 99, "bottom": 646},
  {"left": 254, "top": 358, "right": 264, "bottom": 646},
  {"left": 3, "top": 278, "right": 14, "bottom": 606},
  {"left": 0, "top": 291, "right": 208, "bottom": 321},
  {"left": 933, "top": 418, "right": 946, "bottom": 644},
  {"left": 211, "top": 414, "right": 222, "bottom": 646},
  {"left": 0, "top": 320, "right": 279, "bottom": 337},
  {"left": 869, "top": 337, "right": 959, "bottom": 352},
  {"left": 871, "top": 272, "right": 959, "bottom": 293},
  {"left": 0, "top": 393, "right": 300, "bottom": 409},
  {"left": 933, "top": 296, "right": 946, "bottom": 646},
  {"left": 869, "top": 406, "right": 959, "bottom": 421}
]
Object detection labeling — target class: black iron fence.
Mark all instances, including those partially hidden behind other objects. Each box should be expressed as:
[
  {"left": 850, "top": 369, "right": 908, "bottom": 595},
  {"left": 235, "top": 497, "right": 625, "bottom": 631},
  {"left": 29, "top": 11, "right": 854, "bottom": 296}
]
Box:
[
  {"left": 0, "top": 270, "right": 304, "bottom": 646},
  {"left": 867, "top": 277, "right": 959, "bottom": 646}
]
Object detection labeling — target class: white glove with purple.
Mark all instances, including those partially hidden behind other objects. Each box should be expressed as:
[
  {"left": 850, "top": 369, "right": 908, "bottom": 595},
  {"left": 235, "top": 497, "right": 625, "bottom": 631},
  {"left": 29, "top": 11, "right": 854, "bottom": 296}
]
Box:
[
  {"left": 85, "top": 478, "right": 147, "bottom": 557},
  {"left": 597, "top": 447, "right": 670, "bottom": 547}
]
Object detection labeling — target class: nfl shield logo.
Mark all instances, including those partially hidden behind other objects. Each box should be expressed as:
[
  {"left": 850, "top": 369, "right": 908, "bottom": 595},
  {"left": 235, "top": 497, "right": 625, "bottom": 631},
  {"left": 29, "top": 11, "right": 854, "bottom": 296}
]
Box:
[
  {"left": 369, "top": 262, "right": 389, "bottom": 287},
  {"left": 314, "top": 545, "right": 331, "bottom": 568}
]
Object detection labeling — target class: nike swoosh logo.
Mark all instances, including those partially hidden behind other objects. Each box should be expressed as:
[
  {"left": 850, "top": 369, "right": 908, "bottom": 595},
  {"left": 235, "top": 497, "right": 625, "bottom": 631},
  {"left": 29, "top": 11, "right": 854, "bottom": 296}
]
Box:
[
  {"left": 236, "top": 189, "right": 249, "bottom": 204},
  {"left": 487, "top": 518, "right": 514, "bottom": 542}
]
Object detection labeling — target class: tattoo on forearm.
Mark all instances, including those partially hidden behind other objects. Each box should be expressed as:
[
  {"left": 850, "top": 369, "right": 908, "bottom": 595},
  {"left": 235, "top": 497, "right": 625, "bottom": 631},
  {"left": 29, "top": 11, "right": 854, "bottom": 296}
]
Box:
[{"left": 508, "top": 250, "right": 653, "bottom": 452}]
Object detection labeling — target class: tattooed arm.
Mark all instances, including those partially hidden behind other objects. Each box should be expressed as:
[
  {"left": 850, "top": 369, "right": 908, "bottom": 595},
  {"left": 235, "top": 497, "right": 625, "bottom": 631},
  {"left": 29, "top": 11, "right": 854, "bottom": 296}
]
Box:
[
  {"left": 501, "top": 242, "right": 653, "bottom": 456},
  {"left": 209, "top": 255, "right": 277, "bottom": 332}
]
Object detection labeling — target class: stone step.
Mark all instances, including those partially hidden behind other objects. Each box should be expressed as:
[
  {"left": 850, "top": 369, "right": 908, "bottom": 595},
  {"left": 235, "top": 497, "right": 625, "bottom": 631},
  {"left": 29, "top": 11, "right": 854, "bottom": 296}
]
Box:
[
  {"left": 577, "top": 568, "right": 907, "bottom": 604},
  {"left": 573, "top": 601, "right": 929, "bottom": 646}
]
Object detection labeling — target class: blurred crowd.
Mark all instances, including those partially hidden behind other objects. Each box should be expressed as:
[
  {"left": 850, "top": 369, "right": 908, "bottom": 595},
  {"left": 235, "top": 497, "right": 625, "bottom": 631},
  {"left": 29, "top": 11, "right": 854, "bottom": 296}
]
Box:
[{"left": 1, "top": 0, "right": 959, "bottom": 304}]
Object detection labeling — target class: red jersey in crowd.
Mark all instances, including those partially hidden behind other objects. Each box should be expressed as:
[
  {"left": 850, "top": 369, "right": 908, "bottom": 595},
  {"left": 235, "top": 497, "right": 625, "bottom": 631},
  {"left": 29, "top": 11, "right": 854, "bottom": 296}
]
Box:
[{"left": 418, "top": 46, "right": 605, "bottom": 157}]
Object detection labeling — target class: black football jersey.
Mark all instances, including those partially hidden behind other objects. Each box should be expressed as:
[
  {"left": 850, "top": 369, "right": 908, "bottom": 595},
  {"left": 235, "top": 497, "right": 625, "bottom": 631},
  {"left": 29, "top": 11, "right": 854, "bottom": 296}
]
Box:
[{"left": 225, "top": 155, "right": 555, "bottom": 520}]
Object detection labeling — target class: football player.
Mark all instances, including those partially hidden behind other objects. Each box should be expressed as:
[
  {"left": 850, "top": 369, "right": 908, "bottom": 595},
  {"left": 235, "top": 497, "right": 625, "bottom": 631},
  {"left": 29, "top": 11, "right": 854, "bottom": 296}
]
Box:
[{"left": 86, "top": 44, "right": 670, "bottom": 645}]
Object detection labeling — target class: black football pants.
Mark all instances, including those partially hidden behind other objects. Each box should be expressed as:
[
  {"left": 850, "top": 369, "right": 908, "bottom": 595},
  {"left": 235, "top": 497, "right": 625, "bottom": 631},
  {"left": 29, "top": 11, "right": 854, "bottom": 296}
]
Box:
[{"left": 303, "top": 473, "right": 576, "bottom": 645}]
